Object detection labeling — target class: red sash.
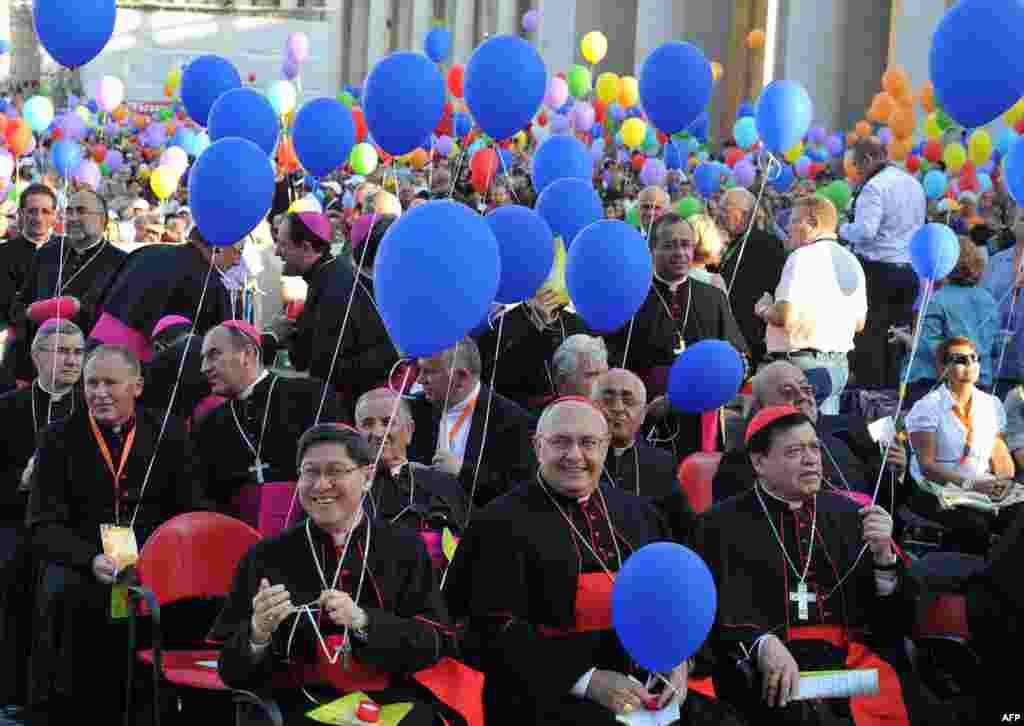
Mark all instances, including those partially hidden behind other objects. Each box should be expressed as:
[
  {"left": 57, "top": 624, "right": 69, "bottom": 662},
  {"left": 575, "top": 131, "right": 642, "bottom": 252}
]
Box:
[
  {"left": 418, "top": 531, "right": 445, "bottom": 569},
  {"left": 789, "top": 626, "right": 909, "bottom": 726},
  {"left": 415, "top": 657, "right": 485, "bottom": 726},
  {"left": 539, "top": 572, "right": 616, "bottom": 636},
  {"left": 228, "top": 481, "right": 302, "bottom": 537},
  {"left": 303, "top": 633, "right": 391, "bottom": 693}
]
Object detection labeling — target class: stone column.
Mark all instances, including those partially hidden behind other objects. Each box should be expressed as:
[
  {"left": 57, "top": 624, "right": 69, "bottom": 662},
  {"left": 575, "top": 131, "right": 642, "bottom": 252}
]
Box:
[
  {"left": 534, "top": 0, "right": 574, "bottom": 75},
  {"left": 451, "top": 0, "right": 477, "bottom": 65},
  {"left": 11, "top": 0, "right": 41, "bottom": 89}
]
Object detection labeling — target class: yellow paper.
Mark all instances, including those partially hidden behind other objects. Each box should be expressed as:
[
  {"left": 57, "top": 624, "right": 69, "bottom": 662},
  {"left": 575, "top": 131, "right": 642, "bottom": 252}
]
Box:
[
  {"left": 110, "top": 583, "right": 129, "bottom": 621},
  {"left": 306, "top": 692, "right": 413, "bottom": 725},
  {"left": 100, "top": 524, "right": 139, "bottom": 571},
  {"left": 539, "top": 237, "right": 570, "bottom": 307},
  {"left": 442, "top": 527, "right": 458, "bottom": 563}
]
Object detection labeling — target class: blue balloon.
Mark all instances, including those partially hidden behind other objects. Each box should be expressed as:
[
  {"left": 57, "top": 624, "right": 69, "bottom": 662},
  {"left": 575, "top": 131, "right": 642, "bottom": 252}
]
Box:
[
  {"left": 639, "top": 42, "right": 711, "bottom": 135},
  {"left": 910, "top": 223, "right": 960, "bottom": 280},
  {"left": 733, "top": 116, "right": 758, "bottom": 149},
  {"left": 376, "top": 201, "right": 501, "bottom": 357},
  {"left": 364, "top": 52, "right": 445, "bottom": 155},
  {"left": 497, "top": 147, "right": 515, "bottom": 171},
  {"left": 978, "top": 172, "right": 993, "bottom": 194},
  {"left": 424, "top": 27, "right": 451, "bottom": 64},
  {"left": 33, "top": 0, "right": 115, "bottom": 69},
  {"left": 922, "top": 169, "right": 948, "bottom": 200},
  {"left": 536, "top": 177, "right": 603, "bottom": 247},
  {"left": 188, "top": 138, "right": 274, "bottom": 246},
  {"left": 689, "top": 111, "right": 710, "bottom": 144},
  {"left": 609, "top": 103, "right": 626, "bottom": 122},
  {"left": 737, "top": 100, "right": 755, "bottom": 118},
  {"left": 208, "top": 88, "right": 281, "bottom": 157},
  {"left": 454, "top": 112, "right": 473, "bottom": 138},
  {"left": 466, "top": 35, "right": 546, "bottom": 140},
  {"left": 0, "top": 40, "right": 9, "bottom": 55},
  {"left": 997, "top": 128, "right": 1018, "bottom": 156},
  {"left": 770, "top": 163, "right": 796, "bottom": 193},
  {"left": 668, "top": 339, "right": 744, "bottom": 413},
  {"left": 486, "top": 205, "right": 555, "bottom": 303},
  {"left": 181, "top": 55, "right": 242, "bottom": 127},
  {"left": 756, "top": 80, "right": 813, "bottom": 154},
  {"left": 531, "top": 135, "right": 592, "bottom": 194},
  {"left": 929, "top": 0, "right": 1024, "bottom": 129},
  {"left": 51, "top": 139, "right": 83, "bottom": 178},
  {"left": 292, "top": 98, "right": 356, "bottom": 177},
  {"left": 613, "top": 543, "right": 717, "bottom": 672},
  {"left": 567, "top": 220, "right": 652, "bottom": 332},
  {"left": 665, "top": 139, "right": 685, "bottom": 170},
  {"left": 694, "top": 162, "right": 723, "bottom": 197}
]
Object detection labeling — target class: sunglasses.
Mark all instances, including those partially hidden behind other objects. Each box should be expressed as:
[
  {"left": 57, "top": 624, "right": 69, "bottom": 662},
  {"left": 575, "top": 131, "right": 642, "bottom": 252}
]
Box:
[{"left": 945, "top": 353, "right": 979, "bottom": 366}]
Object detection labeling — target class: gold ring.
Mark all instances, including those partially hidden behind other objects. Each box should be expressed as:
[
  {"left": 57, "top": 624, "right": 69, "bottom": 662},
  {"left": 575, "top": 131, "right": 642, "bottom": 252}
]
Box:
[{"left": 622, "top": 703, "right": 634, "bottom": 713}]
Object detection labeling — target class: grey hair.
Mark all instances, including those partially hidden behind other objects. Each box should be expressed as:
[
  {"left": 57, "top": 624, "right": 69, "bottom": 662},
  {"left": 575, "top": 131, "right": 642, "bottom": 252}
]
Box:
[
  {"left": 438, "top": 337, "right": 482, "bottom": 379},
  {"left": 355, "top": 388, "right": 413, "bottom": 425},
  {"left": 751, "top": 360, "right": 801, "bottom": 406},
  {"left": 31, "top": 319, "right": 84, "bottom": 352},
  {"left": 85, "top": 344, "right": 142, "bottom": 378},
  {"left": 551, "top": 335, "right": 608, "bottom": 385}
]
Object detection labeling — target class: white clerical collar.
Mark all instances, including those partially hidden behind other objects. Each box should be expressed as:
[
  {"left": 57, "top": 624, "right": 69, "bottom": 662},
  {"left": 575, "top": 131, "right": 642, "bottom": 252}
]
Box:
[
  {"left": 330, "top": 509, "right": 364, "bottom": 546},
  {"left": 759, "top": 482, "right": 810, "bottom": 510},
  {"left": 654, "top": 272, "right": 688, "bottom": 293},
  {"left": 445, "top": 381, "right": 481, "bottom": 417},
  {"left": 613, "top": 442, "right": 635, "bottom": 457},
  {"left": 35, "top": 378, "right": 71, "bottom": 401},
  {"left": 390, "top": 460, "right": 408, "bottom": 478},
  {"left": 237, "top": 369, "right": 270, "bottom": 400}
]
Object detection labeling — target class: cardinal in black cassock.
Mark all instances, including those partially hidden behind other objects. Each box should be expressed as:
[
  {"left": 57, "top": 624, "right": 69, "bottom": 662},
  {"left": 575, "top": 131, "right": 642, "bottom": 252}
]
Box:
[
  {"left": 89, "top": 229, "right": 236, "bottom": 363},
  {"left": 210, "top": 425, "right": 465, "bottom": 726},
  {"left": 693, "top": 407, "right": 929, "bottom": 726},
  {"left": 140, "top": 316, "right": 216, "bottom": 423},
  {"left": 446, "top": 398, "right": 743, "bottom": 726},
  {"left": 24, "top": 346, "right": 200, "bottom": 719},
  {"left": 195, "top": 322, "right": 345, "bottom": 528}
]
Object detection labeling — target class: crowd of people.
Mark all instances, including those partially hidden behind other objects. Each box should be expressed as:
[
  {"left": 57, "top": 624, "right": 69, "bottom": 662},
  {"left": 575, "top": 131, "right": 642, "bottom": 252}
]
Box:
[{"left": 0, "top": 78, "right": 1022, "bottom": 726}]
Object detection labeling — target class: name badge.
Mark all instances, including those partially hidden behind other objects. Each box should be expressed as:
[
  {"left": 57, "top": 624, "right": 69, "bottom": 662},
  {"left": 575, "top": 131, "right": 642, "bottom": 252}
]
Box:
[{"left": 101, "top": 524, "right": 139, "bottom": 571}]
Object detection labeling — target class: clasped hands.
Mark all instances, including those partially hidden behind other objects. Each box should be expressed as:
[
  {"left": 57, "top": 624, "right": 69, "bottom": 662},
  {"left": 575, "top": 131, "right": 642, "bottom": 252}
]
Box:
[
  {"left": 586, "top": 661, "right": 688, "bottom": 715},
  {"left": 250, "top": 578, "right": 367, "bottom": 646}
]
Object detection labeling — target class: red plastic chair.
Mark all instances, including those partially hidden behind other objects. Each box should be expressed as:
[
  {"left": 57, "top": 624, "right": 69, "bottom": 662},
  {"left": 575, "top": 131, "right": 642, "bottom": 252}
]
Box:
[
  {"left": 125, "top": 512, "right": 262, "bottom": 726},
  {"left": 913, "top": 594, "right": 970, "bottom": 641},
  {"left": 677, "top": 452, "right": 721, "bottom": 514}
]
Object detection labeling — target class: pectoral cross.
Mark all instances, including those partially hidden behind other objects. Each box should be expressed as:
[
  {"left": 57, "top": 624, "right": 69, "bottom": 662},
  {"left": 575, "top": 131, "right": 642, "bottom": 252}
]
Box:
[
  {"left": 790, "top": 581, "right": 816, "bottom": 621},
  {"left": 249, "top": 459, "right": 270, "bottom": 484},
  {"left": 674, "top": 333, "right": 686, "bottom": 356}
]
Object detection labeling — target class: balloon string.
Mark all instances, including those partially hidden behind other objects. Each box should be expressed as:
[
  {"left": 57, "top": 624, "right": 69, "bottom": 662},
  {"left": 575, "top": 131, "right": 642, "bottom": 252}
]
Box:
[
  {"left": 993, "top": 281, "right": 1021, "bottom": 386},
  {"left": 495, "top": 147, "right": 520, "bottom": 205},
  {"left": 449, "top": 143, "right": 468, "bottom": 199},
  {"left": 620, "top": 317, "right": 636, "bottom": 369},
  {"left": 435, "top": 339, "right": 461, "bottom": 454},
  {"left": 466, "top": 312, "right": 503, "bottom": 526},
  {"left": 725, "top": 150, "right": 778, "bottom": 297}
]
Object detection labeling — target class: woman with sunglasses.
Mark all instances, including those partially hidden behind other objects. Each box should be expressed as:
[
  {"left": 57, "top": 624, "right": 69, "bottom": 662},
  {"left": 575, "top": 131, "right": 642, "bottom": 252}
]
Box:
[{"left": 905, "top": 336, "right": 1023, "bottom": 554}]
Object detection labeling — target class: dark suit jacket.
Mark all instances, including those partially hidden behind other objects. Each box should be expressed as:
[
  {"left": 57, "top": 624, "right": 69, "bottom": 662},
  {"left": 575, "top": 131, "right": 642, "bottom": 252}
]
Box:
[
  {"left": 0, "top": 236, "right": 39, "bottom": 328},
  {"left": 717, "top": 228, "right": 787, "bottom": 365},
  {"left": 408, "top": 383, "right": 537, "bottom": 509}
]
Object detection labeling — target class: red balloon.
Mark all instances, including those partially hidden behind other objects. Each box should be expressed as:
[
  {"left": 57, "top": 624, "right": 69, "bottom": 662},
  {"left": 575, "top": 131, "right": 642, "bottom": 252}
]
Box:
[
  {"left": 1016, "top": 119, "right": 1024, "bottom": 135},
  {"left": 656, "top": 131, "right": 668, "bottom": 145},
  {"left": 724, "top": 148, "right": 745, "bottom": 168},
  {"left": 247, "top": 73, "right": 257, "bottom": 83},
  {"left": 50, "top": 127, "right": 63, "bottom": 141},
  {"left": 922, "top": 141, "right": 942, "bottom": 163},
  {"left": 631, "top": 153, "right": 645, "bottom": 172},
  {"left": 537, "top": 112, "right": 548, "bottom": 127},
  {"left": 448, "top": 65, "right": 465, "bottom": 99},
  {"left": 352, "top": 108, "right": 367, "bottom": 143},
  {"left": 470, "top": 147, "right": 498, "bottom": 194},
  {"left": 93, "top": 144, "right": 107, "bottom": 162},
  {"left": 960, "top": 160, "right": 976, "bottom": 178},
  {"left": 906, "top": 155, "right": 921, "bottom": 172},
  {"left": 6, "top": 119, "right": 31, "bottom": 156}
]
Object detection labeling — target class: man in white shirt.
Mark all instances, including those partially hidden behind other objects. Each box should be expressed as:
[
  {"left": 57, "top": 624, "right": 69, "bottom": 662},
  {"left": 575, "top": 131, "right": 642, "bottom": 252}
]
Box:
[
  {"left": 757, "top": 195, "right": 867, "bottom": 414},
  {"left": 840, "top": 138, "right": 925, "bottom": 389}
]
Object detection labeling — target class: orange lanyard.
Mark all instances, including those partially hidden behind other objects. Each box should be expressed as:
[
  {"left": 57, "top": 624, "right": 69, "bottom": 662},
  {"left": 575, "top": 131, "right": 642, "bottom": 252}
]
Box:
[
  {"left": 950, "top": 396, "right": 973, "bottom": 465},
  {"left": 89, "top": 413, "right": 137, "bottom": 524},
  {"left": 447, "top": 394, "right": 478, "bottom": 449}
]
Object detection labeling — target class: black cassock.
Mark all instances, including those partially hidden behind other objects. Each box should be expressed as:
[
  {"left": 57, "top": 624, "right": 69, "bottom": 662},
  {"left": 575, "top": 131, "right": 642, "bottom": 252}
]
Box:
[
  {"left": 88, "top": 244, "right": 233, "bottom": 363},
  {"left": 604, "top": 277, "right": 750, "bottom": 463},
  {"left": 0, "top": 235, "right": 41, "bottom": 329},
  {"left": 0, "top": 382, "right": 83, "bottom": 705},
  {"left": 369, "top": 462, "right": 468, "bottom": 538},
  {"left": 4, "top": 238, "right": 125, "bottom": 381},
  {"left": 141, "top": 334, "right": 212, "bottom": 422},
  {"left": 289, "top": 255, "right": 353, "bottom": 374},
  {"left": 194, "top": 374, "right": 345, "bottom": 517},
  {"left": 24, "top": 407, "right": 199, "bottom": 712},
  {"left": 475, "top": 305, "right": 590, "bottom": 411},
  {"left": 693, "top": 489, "right": 919, "bottom": 725},
  {"left": 446, "top": 479, "right": 739, "bottom": 726},
  {"left": 210, "top": 517, "right": 459, "bottom": 726},
  {"left": 602, "top": 439, "right": 695, "bottom": 544}
]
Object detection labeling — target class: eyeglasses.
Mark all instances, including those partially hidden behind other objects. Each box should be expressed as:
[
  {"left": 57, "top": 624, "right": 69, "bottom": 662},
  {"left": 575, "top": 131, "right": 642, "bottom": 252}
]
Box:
[
  {"left": 945, "top": 353, "right": 979, "bottom": 366},
  {"left": 654, "top": 240, "right": 696, "bottom": 253},
  {"left": 542, "top": 434, "right": 609, "bottom": 453},
  {"left": 778, "top": 384, "right": 816, "bottom": 402},
  {"left": 66, "top": 206, "right": 103, "bottom": 217},
  {"left": 37, "top": 346, "right": 85, "bottom": 358},
  {"left": 299, "top": 464, "right": 365, "bottom": 484}
]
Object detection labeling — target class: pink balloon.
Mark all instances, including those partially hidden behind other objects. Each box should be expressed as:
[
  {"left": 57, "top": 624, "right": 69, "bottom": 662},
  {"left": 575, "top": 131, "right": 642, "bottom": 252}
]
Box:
[
  {"left": 544, "top": 78, "right": 568, "bottom": 111},
  {"left": 572, "top": 101, "right": 595, "bottom": 132},
  {"left": 0, "top": 150, "right": 13, "bottom": 181},
  {"left": 160, "top": 146, "right": 189, "bottom": 174},
  {"left": 287, "top": 32, "right": 310, "bottom": 64},
  {"left": 96, "top": 76, "right": 124, "bottom": 113},
  {"left": 73, "top": 159, "right": 102, "bottom": 191}
]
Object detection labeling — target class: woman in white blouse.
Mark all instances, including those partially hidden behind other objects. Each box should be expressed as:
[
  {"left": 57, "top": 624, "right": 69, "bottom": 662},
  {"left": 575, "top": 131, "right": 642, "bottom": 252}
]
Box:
[{"left": 906, "top": 336, "right": 1021, "bottom": 553}]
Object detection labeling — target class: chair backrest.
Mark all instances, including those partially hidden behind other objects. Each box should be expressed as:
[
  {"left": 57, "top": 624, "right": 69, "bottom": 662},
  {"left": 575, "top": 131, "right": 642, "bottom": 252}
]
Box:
[
  {"left": 677, "top": 452, "right": 721, "bottom": 514},
  {"left": 136, "top": 512, "right": 261, "bottom": 606},
  {"left": 913, "top": 594, "right": 970, "bottom": 640}
]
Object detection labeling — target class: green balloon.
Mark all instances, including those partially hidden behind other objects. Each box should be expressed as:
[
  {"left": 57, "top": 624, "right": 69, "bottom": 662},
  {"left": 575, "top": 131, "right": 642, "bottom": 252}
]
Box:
[
  {"left": 38, "top": 81, "right": 51, "bottom": 97},
  {"left": 935, "top": 110, "right": 953, "bottom": 131},
  {"left": 338, "top": 91, "right": 355, "bottom": 109},
  {"left": 676, "top": 196, "right": 704, "bottom": 219},
  {"left": 100, "top": 162, "right": 110, "bottom": 176},
  {"left": 626, "top": 205, "right": 640, "bottom": 229},
  {"left": 568, "top": 64, "right": 592, "bottom": 98},
  {"left": 825, "top": 180, "right": 852, "bottom": 212},
  {"left": 350, "top": 143, "right": 378, "bottom": 175},
  {"left": 919, "top": 159, "right": 930, "bottom": 173}
]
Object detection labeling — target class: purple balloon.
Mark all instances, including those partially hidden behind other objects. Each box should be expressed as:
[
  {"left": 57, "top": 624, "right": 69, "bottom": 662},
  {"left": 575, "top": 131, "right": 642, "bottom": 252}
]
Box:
[
  {"left": 287, "top": 32, "right": 310, "bottom": 64},
  {"left": 610, "top": 104, "right": 626, "bottom": 122},
  {"left": 282, "top": 58, "right": 299, "bottom": 81},
  {"left": 617, "top": 149, "right": 629, "bottom": 164},
  {"left": 878, "top": 127, "right": 893, "bottom": 145},
  {"left": 436, "top": 135, "right": 454, "bottom": 156},
  {"left": 572, "top": 101, "right": 595, "bottom": 133},
  {"left": 545, "top": 77, "right": 569, "bottom": 111},
  {"left": 826, "top": 135, "right": 843, "bottom": 157},
  {"left": 73, "top": 159, "right": 102, "bottom": 190},
  {"left": 980, "top": 161, "right": 995, "bottom": 174},
  {"left": 58, "top": 112, "right": 86, "bottom": 140},
  {"left": 550, "top": 113, "right": 571, "bottom": 133},
  {"left": 522, "top": 9, "right": 540, "bottom": 33},
  {"left": 106, "top": 149, "right": 124, "bottom": 173},
  {"left": 733, "top": 158, "right": 756, "bottom": 188},
  {"left": 640, "top": 158, "right": 667, "bottom": 187},
  {"left": 808, "top": 125, "right": 827, "bottom": 145}
]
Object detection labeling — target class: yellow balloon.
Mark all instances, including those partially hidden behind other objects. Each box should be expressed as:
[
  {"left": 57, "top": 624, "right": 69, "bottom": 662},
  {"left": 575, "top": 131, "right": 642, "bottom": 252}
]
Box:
[
  {"left": 784, "top": 141, "right": 804, "bottom": 163},
  {"left": 619, "top": 76, "right": 639, "bottom": 108},
  {"left": 969, "top": 129, "right": 993, "bottom": 165},
  {"left": 596, "top": 72, "right": 620, "bottom": 104},
  {"left": 514, "top": 130, "right": 527, "bottom": 148},
  {"left": 711, "top": 62, "right": 723, "bottom": 82},
  {"left": 150, "top": 165, "right": 179, "bottom": 200},
  {"left": 924, "top": 113, "right": 942, "bottom": 140},
  {"left": 167, "top": 66, "right": 182, "bottom": 90},
  {"left": 944, "top": 142, "right": 967, "bottom": 174},
  {"left": 1004, "top": 97, "right": 1024, "bottom": 126},
  {"left": 621, "top": 117, "right": 647, "bottom": 148},
  {"left": 581, "top": 31, "right": 608, "bottom": 65}
]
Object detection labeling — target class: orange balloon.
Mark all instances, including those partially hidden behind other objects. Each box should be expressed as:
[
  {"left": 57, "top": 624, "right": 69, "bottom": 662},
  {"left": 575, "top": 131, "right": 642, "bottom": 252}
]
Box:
[
  {"left": 887, "top": 137, "right": 913, "bottom": 161},
  {"left": 846, "top": 132, "right": 859, "bottom": 146},
  {"left": 135, "top": 114, "right": 149, "bottom": 129},
  {"left": 112, "top": 105, "right": 128, "bottom": 122},
  {"left": 92, "top": 144, "right": 107, "bottom": 162},
  {"left": 855, "top": 120, "right": 872, "bottom": 138},
  {"left": 888, "top": 106, "right": 916, "bottom": 139},
  {"left": 166, "top": 121, "right": 178, "bottom": 135},
  {"left": 882, "top": 66, "right": 909, "bottom": 97},
  {"left": 409, "top": 147, "right": 429, "bottom": 170},
  {"left": 448, "top": 64, "right": 465, "bottom": 99},
  {"left": 352, "top": 108, "right": 367, "bottom": 143},
  {"left": 0, "top": 114, "right": 8, "bottom": 137},
  {"left": 920, "top": 82, "right": 936, "bottom": 114},
  {"left": 746, "top": 29, "right": 765, "bottom": 50},
  {"left": 868, "top": 93, "right": 895, "bottom": 123},
  {"left": 277, "top": 136, "right": 300, "bottom": 173}
]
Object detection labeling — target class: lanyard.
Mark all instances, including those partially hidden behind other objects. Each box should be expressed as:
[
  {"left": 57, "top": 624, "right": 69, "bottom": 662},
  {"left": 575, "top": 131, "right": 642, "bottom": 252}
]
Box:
[
  {"left": 537, "top": 473, "right": 622, "bottom": 582},
  {"left": 446, "top": 394, "right": 478, "bottom": 449},
  {"left": 949, "top": 395, "right": 974, "bottom": 464},
  {"left": 89, "top": 412, "right": 137, "bottom": 525}
]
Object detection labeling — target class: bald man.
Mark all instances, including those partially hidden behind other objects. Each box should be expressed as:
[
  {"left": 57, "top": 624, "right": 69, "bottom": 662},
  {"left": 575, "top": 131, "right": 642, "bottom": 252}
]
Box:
[
  {"left": 637, "top": 186, "right": 670, "bottom": 232},
  {"left": 372, "top": 190, "right": 403, "bottom": 217},
  {"left": 716, "top": 187, "right": 787, "bottom": 366},
  {"left": 447, "top": 398, "right": 740, "bottom": 725}
]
